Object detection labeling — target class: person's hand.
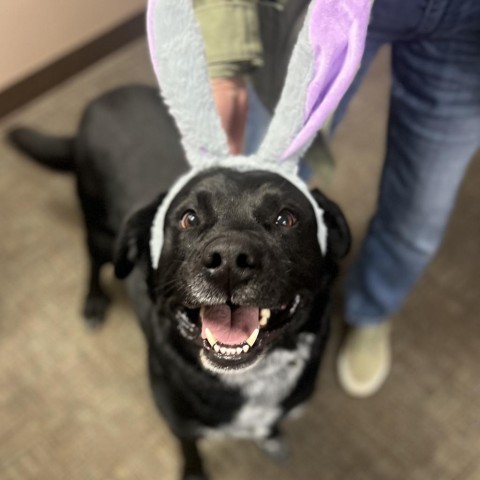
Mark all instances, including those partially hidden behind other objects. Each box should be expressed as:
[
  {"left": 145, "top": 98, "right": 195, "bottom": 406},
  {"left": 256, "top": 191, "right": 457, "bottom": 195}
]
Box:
[{"left": 210, "top": 77, "right": 248, "bottom": 154}]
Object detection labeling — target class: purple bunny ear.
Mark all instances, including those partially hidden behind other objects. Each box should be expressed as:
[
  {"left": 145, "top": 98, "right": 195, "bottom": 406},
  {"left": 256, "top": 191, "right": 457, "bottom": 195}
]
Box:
[{"left": 257, "top": 0, "right": 371, "bottom": 171}]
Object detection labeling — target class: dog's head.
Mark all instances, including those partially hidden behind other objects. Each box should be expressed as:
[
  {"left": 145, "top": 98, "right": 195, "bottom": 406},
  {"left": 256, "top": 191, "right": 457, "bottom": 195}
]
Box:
[{"left": 115, "top": 168, "right": 350, "bottom": 372}]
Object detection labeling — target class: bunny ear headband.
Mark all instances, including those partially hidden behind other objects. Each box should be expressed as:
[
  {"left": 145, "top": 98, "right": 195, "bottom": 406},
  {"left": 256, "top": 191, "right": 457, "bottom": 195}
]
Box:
[{"left": 147, "top": 0, "right": 371, "bottom": 269}]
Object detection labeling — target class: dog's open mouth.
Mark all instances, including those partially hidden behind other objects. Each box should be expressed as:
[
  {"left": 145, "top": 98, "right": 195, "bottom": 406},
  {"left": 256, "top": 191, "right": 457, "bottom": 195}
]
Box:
[{"left": 175, "top": 295, "right": 301, "bottom": 371}]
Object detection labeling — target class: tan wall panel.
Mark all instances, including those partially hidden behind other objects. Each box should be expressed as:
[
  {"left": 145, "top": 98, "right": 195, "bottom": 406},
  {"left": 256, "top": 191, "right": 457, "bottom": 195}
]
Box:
[{"left": 0, "top": 0, "right": 145, "bottom": 91}]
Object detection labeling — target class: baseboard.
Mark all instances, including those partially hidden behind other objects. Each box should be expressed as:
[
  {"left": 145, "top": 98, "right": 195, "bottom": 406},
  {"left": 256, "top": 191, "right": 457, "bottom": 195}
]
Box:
[{"left": 0, "top": 11, "right": 145, "bottom": 119}]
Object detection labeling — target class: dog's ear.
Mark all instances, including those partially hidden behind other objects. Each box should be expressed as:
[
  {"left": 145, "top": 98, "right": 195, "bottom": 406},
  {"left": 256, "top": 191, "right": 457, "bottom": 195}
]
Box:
[
  {"left": 310, "top": 189, "right": 351, "bottom": 259},
  {"left": 114, "top": 193, "right": 166, "bottom": 279}
]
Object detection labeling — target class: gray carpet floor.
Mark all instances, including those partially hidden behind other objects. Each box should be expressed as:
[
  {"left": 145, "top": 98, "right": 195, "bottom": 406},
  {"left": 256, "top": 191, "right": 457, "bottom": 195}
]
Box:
[{"left": 1, "top": 39, "right": 479, "bottom": 480}]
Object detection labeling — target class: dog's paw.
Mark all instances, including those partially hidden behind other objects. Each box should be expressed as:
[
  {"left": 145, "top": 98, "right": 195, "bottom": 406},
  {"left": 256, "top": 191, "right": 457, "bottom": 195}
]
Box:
[
  {"left": 183, "top": 475, "right": 208, "bottom": 480},
  {"left": 183, "top": 471, "right": 208, "bottom": 480},
  {"left": 256, "top": 436, "right": 291, "bottom": 463},
  {"left": 82, "top": 294, "right": 110, "bottom": 328}
]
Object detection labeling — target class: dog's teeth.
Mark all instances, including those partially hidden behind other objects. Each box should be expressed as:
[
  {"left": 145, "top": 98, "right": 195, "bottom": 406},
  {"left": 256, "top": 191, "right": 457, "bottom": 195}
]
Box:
[
  {"left": 259, "top": 309, "right": 271, "bottom": 327},
  {"left": 200, "top": 306, "right": 206, "bottom": 319},
  {"left": 205, "top": 328, "right": 217, "bottom": 347},
  {"left": 210, "top": 338, "right": 256, "bottom": 356},
  {"left": 260, "top": 308, "right": 271, "bottom": 319},
  {"left": 246, "top": 328, "right": 259, "bottom": 347}
]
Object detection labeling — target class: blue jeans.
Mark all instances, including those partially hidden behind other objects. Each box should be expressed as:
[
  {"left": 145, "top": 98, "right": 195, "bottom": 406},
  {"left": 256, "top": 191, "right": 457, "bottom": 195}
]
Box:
[{"left": 331, "top": 0, "right": 480, "bottom": 325}]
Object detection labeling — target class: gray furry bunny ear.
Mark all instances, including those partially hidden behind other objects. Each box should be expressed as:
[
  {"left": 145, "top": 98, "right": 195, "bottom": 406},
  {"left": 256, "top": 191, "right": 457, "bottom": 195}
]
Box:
[{"left": 147, "top": 0, "right": 229, "bottom": 167}]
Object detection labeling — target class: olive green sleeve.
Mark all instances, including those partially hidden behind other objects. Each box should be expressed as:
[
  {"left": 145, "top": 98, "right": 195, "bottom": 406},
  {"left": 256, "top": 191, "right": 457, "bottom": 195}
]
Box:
[{"left": 193, "top": 0, "right": 264, "bottom": 78}]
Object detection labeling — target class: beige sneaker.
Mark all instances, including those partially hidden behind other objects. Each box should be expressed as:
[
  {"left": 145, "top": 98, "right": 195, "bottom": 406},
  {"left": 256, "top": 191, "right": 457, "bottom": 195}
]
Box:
[{"left": 337, "top": 321, "right": 392, "bottom": 398}]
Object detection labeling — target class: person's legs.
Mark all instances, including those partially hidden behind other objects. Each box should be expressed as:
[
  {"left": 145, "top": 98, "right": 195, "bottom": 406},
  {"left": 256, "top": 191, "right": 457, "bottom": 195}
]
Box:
[
  {"left": 339, "top": 0, "right": 480, "bottom": 396},
  {"left": 345, "top": 33, "right": 480, "bottom": 327}
]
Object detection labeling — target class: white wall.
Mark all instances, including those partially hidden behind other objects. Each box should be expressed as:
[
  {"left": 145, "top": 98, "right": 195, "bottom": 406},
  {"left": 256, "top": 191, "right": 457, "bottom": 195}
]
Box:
[{"left": 0, "top": 0, "right": 145, "bottom": 91}]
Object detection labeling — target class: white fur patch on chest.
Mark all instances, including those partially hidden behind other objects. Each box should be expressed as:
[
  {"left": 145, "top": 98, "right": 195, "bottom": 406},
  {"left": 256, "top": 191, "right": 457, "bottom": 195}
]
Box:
[{"left": 204, "top": 332, "right": 315, "bottom": 440}]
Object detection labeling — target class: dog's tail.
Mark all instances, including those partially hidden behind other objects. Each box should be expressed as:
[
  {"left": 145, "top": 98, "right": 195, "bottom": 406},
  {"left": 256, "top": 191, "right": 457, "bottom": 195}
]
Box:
[{"left": 7, "top": 127, "right": 75, "bottom": 172}]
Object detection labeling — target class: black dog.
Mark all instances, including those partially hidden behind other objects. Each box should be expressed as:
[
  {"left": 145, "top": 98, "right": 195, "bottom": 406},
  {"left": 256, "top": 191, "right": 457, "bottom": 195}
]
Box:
[{"left": 9, "top": 85, "right": 350, "bottom": 480}]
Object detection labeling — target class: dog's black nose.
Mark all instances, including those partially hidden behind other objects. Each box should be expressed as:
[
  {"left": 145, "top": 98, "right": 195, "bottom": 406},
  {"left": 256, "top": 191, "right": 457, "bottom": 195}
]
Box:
[{"left": 202, "top": 237, "right": 261, "bottom": 285}]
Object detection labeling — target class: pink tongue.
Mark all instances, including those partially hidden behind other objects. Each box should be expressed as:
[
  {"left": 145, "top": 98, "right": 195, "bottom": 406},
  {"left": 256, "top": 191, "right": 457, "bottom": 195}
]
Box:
[{"left": 201, "top": 305, "right": 259, "bottom": 346}]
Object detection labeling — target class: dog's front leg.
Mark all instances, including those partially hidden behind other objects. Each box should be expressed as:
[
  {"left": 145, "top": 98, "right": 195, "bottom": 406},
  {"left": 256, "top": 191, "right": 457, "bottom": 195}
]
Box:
[
  {"left": 83, "top": 257, "right": 110, "bottom": 328},
  {"left": 255, "top": 427, "right": 290, "bottom": 463},
  {"left": 82, "top": 227, "right": 114, "bottom": 327},
  {"left": 180, "top": 438, "right": 207, "bottom": 480}
]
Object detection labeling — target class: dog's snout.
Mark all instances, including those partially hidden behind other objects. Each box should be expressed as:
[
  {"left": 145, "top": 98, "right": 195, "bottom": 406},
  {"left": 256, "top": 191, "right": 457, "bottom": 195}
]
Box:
[{"left": 202, "top": 238, "right": 261, "bottom": 283}]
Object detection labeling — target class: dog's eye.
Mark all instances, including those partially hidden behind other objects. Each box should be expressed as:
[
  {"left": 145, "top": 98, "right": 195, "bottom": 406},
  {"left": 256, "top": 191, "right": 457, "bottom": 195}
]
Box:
[
  {"left": 180, "top": 210, "right": 199, "bottom": 229},
  {"left": 275, "top": 209, "right": 297, "bottom": 228}
]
